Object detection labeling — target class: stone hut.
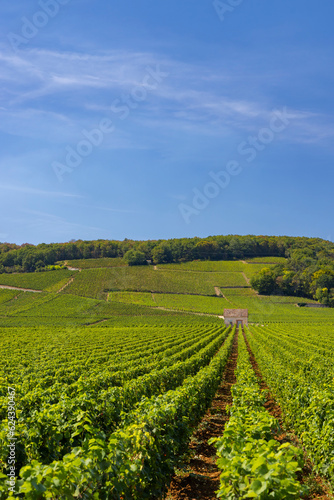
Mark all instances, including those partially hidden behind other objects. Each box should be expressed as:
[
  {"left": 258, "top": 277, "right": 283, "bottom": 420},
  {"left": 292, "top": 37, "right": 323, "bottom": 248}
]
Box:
[{"left": 223, "top": 309, "right": 248, "bottom": 328}]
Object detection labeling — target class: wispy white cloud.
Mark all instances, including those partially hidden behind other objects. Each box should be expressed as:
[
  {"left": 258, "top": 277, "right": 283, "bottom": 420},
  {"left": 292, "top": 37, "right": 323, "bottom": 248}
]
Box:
[
  {"left": 0, "top": 47, "right": 165, "bottom": 102},
  {"left": 74, "top": 203, "right": 139, "bottom": 214},
  {"left": 0, "top": 44, "right": 334, "bottom": 150},
  {"left": 20, "top": 209, "right": 104, "bottom": 233},
  {"left": 0, "top": 183, "right": 82, "bottom": 198},
  {"left": 93, "top": 206, "right": 138, "bottom": 214},
  {"left": 0, "top": 107, "right": 73, "bottom": 141}
]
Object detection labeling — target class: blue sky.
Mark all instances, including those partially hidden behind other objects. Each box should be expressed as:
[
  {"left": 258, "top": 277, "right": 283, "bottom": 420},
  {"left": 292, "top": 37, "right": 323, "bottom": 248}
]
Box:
[{"left": 1, "top": 0, "right": 334, "bottom": 245}]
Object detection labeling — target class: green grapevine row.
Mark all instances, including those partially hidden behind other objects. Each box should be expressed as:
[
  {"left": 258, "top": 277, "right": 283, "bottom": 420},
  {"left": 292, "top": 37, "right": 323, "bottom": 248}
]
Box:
[
  {"left": 245, "top": 324, "right": 334, "bottom": 480},
  {"left": 210, "top": 331, "right": 305, "bottom": 499},
  {"left": 0, "top": 325, "right": 229, "bottom": 476},
  {"left": 10, "top": 328, "right": 236, "bottom": 499}
]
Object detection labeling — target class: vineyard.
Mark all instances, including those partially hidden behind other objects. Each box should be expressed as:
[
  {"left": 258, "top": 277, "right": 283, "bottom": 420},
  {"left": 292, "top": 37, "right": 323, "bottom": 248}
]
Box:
[
  {"left": 245, "top": 324, "right": 334, "bottom": 481},
  {"left": 0, "top": 270, "right": 75, "bottom": 292},
  {"left": 209, "top": 331, "right": 306, "bottom": 498},
  {"left": 109, "top": 291, "right": 232, "bottom": 315},
  {"left": 1, "top": 321, "right": 234, "bottom": 498},
  {"left": 1, "top": 257, "right": 334, "bottom": 498},
  {"left": 63, "top": 267, "right": 249, "bottom": 299},
  {"left": 61, "top": 258, "right": 126, "bottom": 269}
]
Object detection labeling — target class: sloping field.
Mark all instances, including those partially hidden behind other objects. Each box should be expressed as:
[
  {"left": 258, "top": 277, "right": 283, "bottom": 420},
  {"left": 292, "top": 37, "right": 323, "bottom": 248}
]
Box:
[
  {"left": 109, "top": 291, "right": 231, "bottom": 315},
  {"left": 158, "top": 260, "right": 247, "bottom": 272},
  {"left": 246, "top": 256, "right": 287, "bottom": 264},
  {"left": 62, "top": 257, "right": 126, "bottom": 269},
  {"left": 0, "top": 269, "right": 74, "bottom": 291},
  {"left": 63, "top": 266, "right": 249, "bottom": 299},
  {"left": 221, "top": 287, "right": 333, "bottom": 322},
  {"left": 108, "top": 286, "right": 334, "bottom": 323},
  {"left": 0, "top": 289, "right": 21, "bottom": 304},
  {"left": 0, "top": 287, "right": 184, "bottom": 328}
]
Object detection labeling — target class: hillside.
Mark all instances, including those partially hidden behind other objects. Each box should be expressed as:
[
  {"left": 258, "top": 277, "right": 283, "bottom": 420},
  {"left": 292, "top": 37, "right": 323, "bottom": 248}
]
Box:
[
  {"left": 1, "top": 234, "right": 333, "bottom": 307},
  {"left": 0, "top": 256, "right": 333, "bottom": 325}
]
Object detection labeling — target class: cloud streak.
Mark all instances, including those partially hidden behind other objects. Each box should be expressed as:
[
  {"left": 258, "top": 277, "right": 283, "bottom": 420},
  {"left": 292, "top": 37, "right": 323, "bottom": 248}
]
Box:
[
  {"left": 1, "top": 44, "right": 334, "bottom": 152},
  {"left": 0, "top": 183, "right": 82, "bottom": 198}
]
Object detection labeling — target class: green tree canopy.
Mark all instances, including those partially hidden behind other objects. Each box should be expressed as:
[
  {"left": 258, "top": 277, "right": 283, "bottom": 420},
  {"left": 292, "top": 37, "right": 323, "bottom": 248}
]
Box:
[
  {"left": 123, "top": 250, "right": 147, "bottom": 266},
  {"left": 250, "top": 268, "right": 277, "bottom": 295}
]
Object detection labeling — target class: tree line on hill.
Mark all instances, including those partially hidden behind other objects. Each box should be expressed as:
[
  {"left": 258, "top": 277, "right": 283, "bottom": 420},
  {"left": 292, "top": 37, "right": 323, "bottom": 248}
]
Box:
[
  {"left": 0, "top": 235, "right": 333, "bottom": 306},
  {"left": 250, "top": 246, "right": 334, "bottom": 307}
]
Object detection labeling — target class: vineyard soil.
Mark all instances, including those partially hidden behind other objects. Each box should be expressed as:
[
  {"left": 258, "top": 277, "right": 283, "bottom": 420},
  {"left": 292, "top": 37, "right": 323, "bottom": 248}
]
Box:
[{"left": 166, "top": 332, "right": 238, "bottom": 500}]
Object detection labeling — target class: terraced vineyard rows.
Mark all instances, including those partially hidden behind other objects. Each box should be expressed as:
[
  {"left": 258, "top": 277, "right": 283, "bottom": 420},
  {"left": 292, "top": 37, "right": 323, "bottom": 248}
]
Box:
[
  {"left": 61, "top": 258, "right": 126, "bottom": 269},
  {"left": 108, "top": 288, "right": 330, "bottom": 323},
  {"left": 109, "top": 291, "right": 232, "bottom": 315},
  {"left": 0, "top": 290, "right": 20, "bottom": 305},
  {"left": 0, "top": 288, "right": 188, "bottom": 328},
  {"left": 63, "top": 267, "right": 249, "bottom": 299},
  {"left": 0, "top": 270, "right": 75, "bottom": 292}
]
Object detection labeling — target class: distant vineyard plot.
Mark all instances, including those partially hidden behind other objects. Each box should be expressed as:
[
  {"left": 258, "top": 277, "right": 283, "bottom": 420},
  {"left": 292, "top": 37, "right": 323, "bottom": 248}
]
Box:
[
  {"left": 108, "top": 287, "right": 334, "bottom": 323},
  {"left": 0, "top": 269, "right": 74, "bottom": 291},
  {"left": 245, "top": 256, "right": 287, "bottom": 264},
  {"left": 61, "top": 257, "right": 126, "bottom": 269},
  {"left": 109, "top": 291, "right": 231, "bottom": 315},
  {"left": 0, "top": 289, "right": 21, "bottom": 304},
  {"left": 0, "top": 287, "right": 189, "bottom": 328},
  {"left": 64, "top": 266, "right": 249, "bottom": 299},
  {"left": 222, "top": 287, "right": 334, "bottom": 322},
  {"left": 158, "top": 260, "right": 247, "bottom": 272}
]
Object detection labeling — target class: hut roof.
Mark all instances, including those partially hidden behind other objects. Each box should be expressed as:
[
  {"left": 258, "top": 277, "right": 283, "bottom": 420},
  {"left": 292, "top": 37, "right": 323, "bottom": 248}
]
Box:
[{"left": 224, "top": 309, "right": 248, "bottom": 318}]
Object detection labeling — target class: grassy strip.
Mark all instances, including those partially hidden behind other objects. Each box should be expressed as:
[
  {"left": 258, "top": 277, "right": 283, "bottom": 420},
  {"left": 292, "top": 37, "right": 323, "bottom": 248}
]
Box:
[{"left": 209, "top": 330, "right": 306, "bottom": 499}]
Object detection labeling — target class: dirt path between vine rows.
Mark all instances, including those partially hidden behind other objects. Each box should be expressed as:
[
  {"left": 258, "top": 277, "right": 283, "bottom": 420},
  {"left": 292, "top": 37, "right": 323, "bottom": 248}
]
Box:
[
  {"left": 165, "top": 332, "right": 238, "bottom": 500},
  {"left": 0, "top": 284, "right": 42, "bottom": 293},
  {"left": 85, "top": 318, "right": 108, "bottom": 326},
  {"left": 242, "top": 331, "right": 332, "bottom": 500},
  {"left": 242, "top": 271, "right": 251, "bottom": 285},
  {"left": 154, "top": 305, "right": 224, "bottom": 319},
  {"left": 57, "top": 277, "right": 74, "bottom": 293},
  {"left": 214, "top": 286, "right": 234, "bottom": 304}
]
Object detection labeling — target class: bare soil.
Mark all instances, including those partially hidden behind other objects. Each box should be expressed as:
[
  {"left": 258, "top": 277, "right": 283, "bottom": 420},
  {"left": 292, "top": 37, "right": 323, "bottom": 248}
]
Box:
[
  {"left": 242, "top": 271, "right": 251, "bottom": 286},
  {"left": 0, "top": 284, "right": 42, "bottom": 293},
  {"left": 165, "top": 332, "right": 238, "bottom": 500},
  {"left": 57, "top": 277, "right": 74, "bottom": 293}
]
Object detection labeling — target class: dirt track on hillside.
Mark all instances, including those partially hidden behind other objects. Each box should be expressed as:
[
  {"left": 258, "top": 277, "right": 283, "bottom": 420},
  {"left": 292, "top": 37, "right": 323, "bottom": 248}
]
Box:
[{"left": 0, "top": 284, "right": 42, "bottom": 293}]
